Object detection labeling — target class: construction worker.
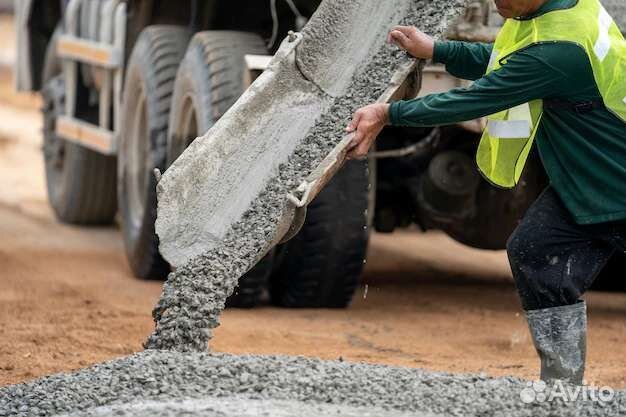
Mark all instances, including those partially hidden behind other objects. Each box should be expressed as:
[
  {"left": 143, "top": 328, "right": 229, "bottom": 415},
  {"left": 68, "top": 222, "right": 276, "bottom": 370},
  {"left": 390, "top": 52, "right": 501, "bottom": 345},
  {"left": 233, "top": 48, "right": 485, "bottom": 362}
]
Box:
[{"left": 347, "top": 0, "right": 626, "bottom": 385}]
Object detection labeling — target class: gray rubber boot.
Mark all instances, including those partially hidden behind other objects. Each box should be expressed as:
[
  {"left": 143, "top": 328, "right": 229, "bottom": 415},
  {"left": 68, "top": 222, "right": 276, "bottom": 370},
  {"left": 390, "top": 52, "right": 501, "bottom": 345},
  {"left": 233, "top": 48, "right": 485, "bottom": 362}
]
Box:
[{"left": 526, "top": 301, "right": 587, "bottom": 385}]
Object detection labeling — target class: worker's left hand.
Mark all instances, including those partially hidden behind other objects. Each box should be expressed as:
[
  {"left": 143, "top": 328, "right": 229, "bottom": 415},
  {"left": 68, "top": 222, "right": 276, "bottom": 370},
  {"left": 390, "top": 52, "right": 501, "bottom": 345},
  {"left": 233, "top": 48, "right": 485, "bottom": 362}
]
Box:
[{"left": 345, "top": 103, "right": 390, "bottom": 159}]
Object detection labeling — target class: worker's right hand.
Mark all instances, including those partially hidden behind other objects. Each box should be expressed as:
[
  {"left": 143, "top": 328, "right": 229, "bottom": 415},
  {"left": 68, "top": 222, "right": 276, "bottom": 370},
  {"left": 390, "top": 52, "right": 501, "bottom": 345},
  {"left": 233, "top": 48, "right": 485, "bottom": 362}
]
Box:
[
  {"left": 387, "top": 26, "right": 434, "bottom": 60},
  {"left": 345, "top": 103, "right": 390, "bottom": 160}
]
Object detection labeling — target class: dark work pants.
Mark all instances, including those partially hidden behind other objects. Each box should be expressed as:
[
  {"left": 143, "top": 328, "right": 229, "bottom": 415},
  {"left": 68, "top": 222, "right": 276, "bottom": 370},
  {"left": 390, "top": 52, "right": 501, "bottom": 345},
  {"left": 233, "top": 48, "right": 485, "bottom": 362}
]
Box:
[{"left": 507, "top": 187, "right": 626, "bottom": 311}]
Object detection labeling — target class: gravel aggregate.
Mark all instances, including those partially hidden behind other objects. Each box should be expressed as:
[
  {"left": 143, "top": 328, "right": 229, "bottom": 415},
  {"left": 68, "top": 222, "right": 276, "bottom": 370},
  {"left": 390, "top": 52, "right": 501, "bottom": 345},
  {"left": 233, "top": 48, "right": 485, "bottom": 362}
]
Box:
[{"left": 1, "top": 351, "right": 623, "bottom": 417}]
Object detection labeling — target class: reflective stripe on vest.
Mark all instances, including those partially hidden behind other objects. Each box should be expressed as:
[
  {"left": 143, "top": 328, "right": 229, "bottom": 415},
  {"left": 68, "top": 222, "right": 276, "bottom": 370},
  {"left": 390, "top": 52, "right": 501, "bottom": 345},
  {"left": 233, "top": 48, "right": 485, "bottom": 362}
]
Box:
[
  {"left": 487, "top": 103, "right": 533, "bottom": 139},
  {"left": 476, "top": 0, "right": 626, "bottom": 189}
]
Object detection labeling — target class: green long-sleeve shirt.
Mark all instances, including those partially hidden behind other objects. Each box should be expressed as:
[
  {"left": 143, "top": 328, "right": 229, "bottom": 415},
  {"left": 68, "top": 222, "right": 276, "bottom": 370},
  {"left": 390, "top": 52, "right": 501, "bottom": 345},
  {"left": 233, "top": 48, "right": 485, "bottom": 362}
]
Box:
[{"left": 389, "top": 0, "right": 626, "bottom": 225}]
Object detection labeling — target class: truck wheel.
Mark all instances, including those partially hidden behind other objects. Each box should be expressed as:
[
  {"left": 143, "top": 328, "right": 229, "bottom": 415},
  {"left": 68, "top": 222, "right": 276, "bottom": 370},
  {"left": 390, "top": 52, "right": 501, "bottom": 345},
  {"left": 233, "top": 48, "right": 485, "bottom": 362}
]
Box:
[
  {"left": 167, "top": 31, "right": 271, "bottom": 307},
  {"left": 118, "top": 26, "right": 190, "bottom": 279},
  {"left": 42, "top": 30, "right": 117, "bottom": 224},
  {"left": 270, "top": 160, "right": 371, "bottom": 308}
]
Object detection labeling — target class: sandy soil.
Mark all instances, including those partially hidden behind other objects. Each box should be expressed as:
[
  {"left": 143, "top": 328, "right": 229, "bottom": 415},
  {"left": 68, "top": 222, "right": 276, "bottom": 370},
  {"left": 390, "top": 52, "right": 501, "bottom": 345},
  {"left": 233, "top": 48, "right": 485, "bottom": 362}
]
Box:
[{"left": 0, "top": 15, "right": 624, "bottom": 389}]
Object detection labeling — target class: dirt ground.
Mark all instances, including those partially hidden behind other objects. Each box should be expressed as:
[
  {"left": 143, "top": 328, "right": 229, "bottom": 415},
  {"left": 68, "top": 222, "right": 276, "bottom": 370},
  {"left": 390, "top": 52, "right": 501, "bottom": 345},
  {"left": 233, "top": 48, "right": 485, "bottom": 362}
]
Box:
[{"left": 0, "top": 15, "right": 624, "bottom": 390}]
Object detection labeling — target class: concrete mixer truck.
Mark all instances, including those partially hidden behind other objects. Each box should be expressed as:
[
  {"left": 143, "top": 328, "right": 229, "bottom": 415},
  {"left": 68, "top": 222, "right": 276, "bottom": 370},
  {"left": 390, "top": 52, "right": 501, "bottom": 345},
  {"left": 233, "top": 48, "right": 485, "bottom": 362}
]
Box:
[{"left": 14, "top": 0, "right": 626, "bottom": 308}]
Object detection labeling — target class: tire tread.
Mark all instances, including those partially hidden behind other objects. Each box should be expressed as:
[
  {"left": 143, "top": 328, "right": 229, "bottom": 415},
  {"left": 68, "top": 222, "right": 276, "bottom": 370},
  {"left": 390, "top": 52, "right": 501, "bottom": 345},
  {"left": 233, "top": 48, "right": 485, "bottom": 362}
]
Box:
[{"left": 118, "top": 25, "right": 190, "bottom": 279}]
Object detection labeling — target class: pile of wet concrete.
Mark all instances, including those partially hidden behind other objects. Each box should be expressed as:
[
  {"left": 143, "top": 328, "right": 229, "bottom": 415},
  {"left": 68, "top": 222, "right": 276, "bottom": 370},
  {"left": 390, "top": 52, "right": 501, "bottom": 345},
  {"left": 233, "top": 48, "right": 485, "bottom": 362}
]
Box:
[{"left": 1, "top": 350, "right": 623, "bottom": 417}]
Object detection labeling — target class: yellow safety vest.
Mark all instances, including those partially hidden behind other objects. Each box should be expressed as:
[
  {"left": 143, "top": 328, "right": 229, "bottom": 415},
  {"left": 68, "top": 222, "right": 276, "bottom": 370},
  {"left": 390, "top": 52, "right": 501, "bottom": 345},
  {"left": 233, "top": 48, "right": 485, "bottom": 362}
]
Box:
[{"left": 476, "top": 0, "right": 626, "bottom": 188}]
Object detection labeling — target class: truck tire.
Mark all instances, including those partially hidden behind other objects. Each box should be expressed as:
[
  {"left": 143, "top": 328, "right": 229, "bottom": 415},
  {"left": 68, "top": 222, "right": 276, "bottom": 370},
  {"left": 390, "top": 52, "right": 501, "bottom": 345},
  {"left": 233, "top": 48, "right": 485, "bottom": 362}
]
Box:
[
  {"left": 270, "top": 160, "right": 371, "bottom": 308},
  {"left": 167, "top": 31, "right": 271, "bottom": 307},
  {"left": 118, "top": 26, "right": 190, "bottom": 279},
  {"left": 42, "top": 29, "right": 117, "bottom": 225}
]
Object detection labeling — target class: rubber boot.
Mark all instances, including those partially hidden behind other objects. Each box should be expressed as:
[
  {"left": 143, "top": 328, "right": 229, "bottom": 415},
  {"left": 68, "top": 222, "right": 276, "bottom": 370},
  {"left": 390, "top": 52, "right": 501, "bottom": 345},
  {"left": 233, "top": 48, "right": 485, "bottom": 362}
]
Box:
[{"left": 526, "top": 301, "right": 587, "bottom": 385}]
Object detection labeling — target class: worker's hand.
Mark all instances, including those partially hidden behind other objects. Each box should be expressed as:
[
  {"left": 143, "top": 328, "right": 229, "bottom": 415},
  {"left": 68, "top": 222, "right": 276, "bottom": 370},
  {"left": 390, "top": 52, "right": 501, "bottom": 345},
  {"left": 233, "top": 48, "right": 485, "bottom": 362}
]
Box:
[
  {"left": 387, "top": 26, "right": 434, "bottom": 59},
  {"left": 345, "top": 103, "right": 390, "bottom": 160}
]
